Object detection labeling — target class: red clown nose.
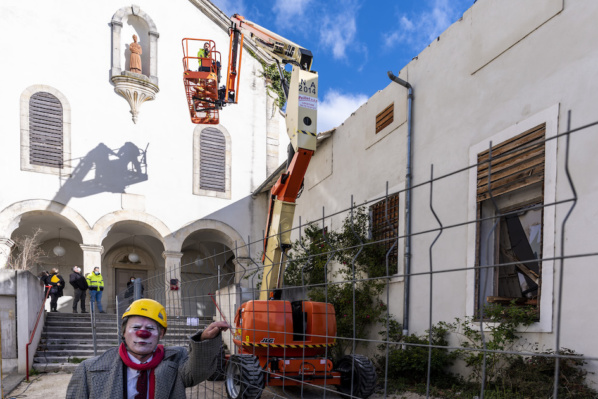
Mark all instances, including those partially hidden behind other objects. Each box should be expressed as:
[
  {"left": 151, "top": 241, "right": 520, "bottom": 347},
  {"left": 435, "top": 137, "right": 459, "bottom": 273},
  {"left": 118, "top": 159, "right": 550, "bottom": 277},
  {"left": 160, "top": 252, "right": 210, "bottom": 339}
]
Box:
[{"left": 135, "top": 330, "right": 152, "bottom": 339}]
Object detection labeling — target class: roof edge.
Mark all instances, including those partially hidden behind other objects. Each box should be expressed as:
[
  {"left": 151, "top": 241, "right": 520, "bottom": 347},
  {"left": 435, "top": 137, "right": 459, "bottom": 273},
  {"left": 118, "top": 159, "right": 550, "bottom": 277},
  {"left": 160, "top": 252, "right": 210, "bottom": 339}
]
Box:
[
  {"left": 251, "top": 128, "right": 336, "bottom": 197},
  {"left": 188, "top": 0, "right": 274, "bottom": 64}
]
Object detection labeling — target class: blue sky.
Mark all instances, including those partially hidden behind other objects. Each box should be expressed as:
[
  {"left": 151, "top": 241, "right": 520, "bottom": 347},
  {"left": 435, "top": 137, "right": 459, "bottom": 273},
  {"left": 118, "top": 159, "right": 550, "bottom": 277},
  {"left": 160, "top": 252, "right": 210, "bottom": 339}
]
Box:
[{"left": 211, "top": 0, "right": 473, "bottom": 132}]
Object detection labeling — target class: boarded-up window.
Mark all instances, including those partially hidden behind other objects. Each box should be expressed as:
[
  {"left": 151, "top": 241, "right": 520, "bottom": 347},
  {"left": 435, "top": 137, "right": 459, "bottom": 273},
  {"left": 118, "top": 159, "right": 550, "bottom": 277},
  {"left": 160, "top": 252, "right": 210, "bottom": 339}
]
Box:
[
  {"left": 475, "top": 124, "right": 545, "bottom": 314},
  {"left": 200, "top": 128, "right": 226, "bottom": 192},
  {"left": 375, "top": 103, "right": 394, "bottom": 133},
  {"left": 370, "top": 193, "right": 399, "bottom": 270},
  {"left": 29, "top": 92, "right": 63, "bottom": 168},
  {"left": 476, "top": 124, "right": 545, "bottom": 202}
]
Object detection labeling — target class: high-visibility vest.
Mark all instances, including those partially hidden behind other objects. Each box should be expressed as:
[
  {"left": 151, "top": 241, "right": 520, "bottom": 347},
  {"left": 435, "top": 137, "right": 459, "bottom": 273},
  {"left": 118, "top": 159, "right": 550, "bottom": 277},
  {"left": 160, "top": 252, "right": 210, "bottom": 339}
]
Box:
[
  {"left": 87, "top": 273, "right": 104, "bottom": 290},
  {"left": 198, "top": 49, "right": 208, "bottom": 58},
  {"left": 198, "top": 49, "right": 209, "bottom": 67}
]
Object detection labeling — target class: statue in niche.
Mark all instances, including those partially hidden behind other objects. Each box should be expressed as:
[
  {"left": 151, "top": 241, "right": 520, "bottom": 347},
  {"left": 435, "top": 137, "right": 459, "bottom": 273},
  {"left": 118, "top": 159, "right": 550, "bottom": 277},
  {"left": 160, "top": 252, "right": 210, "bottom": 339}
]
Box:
[{"left": 129, "top": 34, "right": 142, "bottom": 74}]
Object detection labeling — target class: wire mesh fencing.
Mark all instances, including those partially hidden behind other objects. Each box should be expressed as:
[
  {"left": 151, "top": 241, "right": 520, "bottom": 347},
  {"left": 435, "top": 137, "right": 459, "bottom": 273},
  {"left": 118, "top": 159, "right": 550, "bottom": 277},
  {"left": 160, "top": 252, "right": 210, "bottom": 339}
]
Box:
[{"left": 119, "top": 112, "right": 598, "bottom": 398}]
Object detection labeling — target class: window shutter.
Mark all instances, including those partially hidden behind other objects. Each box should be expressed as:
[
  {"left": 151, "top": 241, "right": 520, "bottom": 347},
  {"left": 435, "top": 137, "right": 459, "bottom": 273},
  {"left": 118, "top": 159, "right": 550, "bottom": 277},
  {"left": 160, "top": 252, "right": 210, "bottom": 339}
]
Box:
[
  {"left": 375, "top": 103, "right": 394, "bottom": 133},
  {"left": 371, "top": 193, "right": 399, "bottom": 261},
  {"left": 29, "top": 92, "right": 63, "bottom": 168},
  {"left": 477, "top": 124, "right": 545, "bottom": 202},
  {"left": 200, "top": 128, "right": 226, "bottom": 192}
]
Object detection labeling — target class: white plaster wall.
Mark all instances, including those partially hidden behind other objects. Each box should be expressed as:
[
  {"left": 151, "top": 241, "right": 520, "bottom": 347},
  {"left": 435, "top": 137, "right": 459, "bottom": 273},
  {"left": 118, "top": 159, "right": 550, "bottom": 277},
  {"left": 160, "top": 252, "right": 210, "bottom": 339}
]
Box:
[
  {"left": 0, "top": 0, "right": 279, "bottom": 247},
  {"left": 291, "top": 0, "right": 598, "bottom": 378}
]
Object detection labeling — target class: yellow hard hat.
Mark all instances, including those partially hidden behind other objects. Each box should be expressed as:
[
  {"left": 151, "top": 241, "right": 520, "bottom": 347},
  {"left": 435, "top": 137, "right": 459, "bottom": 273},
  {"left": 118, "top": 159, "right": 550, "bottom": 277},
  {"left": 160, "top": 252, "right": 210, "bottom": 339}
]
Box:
[{"left": 122, "top": 299, "right": 167, "bottom": 329}]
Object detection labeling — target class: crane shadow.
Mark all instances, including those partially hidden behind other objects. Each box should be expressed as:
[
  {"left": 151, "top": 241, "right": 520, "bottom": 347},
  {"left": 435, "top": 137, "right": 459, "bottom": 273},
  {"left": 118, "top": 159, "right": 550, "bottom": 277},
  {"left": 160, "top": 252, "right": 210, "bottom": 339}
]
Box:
[{"left": 52, "top": 142, "right": 149, "bottom": 206}]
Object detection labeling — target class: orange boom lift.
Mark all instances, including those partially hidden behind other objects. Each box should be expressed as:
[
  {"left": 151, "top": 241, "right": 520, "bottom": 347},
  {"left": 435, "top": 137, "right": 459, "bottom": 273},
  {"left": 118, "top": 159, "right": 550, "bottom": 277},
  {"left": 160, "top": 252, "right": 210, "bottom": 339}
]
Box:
[
  {"left": 181, "top": 25, "right": 242, "bottom": 124},
  {"left": 218, "top": 15, "right": 377, "bottom": 399}
]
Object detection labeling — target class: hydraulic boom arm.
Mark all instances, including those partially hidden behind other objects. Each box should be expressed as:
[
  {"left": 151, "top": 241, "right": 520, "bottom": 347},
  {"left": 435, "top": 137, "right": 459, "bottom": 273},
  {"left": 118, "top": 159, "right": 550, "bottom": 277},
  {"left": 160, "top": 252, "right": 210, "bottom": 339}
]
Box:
[{"left": 230, "top": 15, "right": 318, "bottom": 300}]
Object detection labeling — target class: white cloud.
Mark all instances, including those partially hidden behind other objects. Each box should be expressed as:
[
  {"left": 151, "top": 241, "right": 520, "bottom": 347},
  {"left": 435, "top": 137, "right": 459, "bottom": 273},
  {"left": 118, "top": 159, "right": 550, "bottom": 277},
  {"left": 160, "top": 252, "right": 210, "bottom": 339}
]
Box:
[
  {"left": 317, "top": 90, "right": 368, "bottom": 132},
  {"left": 273, "top": 0, "right": 312, "bottom": 27},
  {"left": 383, "top": 0, "right": 466, "bottom": 52},
  {"left": 319, "top": 1, "right": 359, "bottom": 60}
]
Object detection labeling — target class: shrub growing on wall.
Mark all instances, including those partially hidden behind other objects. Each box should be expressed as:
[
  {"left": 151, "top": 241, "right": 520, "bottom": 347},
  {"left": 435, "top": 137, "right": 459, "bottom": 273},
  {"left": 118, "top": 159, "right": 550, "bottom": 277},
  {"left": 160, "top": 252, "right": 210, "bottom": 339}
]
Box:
[{"left": 285, "top": 207, "right": 388, "bottom": 359}]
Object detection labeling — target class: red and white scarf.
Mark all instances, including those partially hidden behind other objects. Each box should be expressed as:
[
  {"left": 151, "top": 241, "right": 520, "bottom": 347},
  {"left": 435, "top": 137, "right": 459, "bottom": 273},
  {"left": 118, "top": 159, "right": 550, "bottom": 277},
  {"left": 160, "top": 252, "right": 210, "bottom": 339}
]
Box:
[{"left": 119, "top": 343, "right": 165, "bottom": 399}]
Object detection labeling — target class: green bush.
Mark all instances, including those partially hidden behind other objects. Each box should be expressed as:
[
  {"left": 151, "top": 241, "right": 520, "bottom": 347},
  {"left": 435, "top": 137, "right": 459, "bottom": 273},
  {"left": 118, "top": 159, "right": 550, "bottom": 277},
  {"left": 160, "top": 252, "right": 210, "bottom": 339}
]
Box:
[
  {"left": 501, "top": 349, "right": 597, "bottom": 398},
  {"left": 451, "top": 302, "right": 537, "bottom": 384},
  {"left": 449, "top": 303, "right": 596, "bottom": 398},
  {"left": 376, "top": 318, "right": 457, "bottom": 386}
]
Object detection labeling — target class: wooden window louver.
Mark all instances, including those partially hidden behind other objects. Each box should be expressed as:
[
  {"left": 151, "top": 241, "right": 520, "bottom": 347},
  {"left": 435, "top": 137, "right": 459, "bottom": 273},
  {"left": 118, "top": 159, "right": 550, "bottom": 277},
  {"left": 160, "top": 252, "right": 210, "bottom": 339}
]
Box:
[
  {"left": 371, "top": 193, "right": 399, "bottom": 261},
  {"left": 477, "top": 124, "right": 545, "bottom": 202},
  {"left": 200, "top": 127, "right": 226, "bottom": 192},
  {"left": 29, "top": 92, "right": 63, "bottom": 168},
  {"left": 375, "top": 103, "right": 394, "bottom": 133}
]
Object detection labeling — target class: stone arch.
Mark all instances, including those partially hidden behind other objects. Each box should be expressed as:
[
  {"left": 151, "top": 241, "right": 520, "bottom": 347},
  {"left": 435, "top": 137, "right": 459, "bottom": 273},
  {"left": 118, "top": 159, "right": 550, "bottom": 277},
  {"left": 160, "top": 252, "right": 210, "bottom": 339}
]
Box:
[
  {"left": 173, "top": 219, "right": 248, "bottom": 258},
  {"left": 20, "top": 85, "right": 72, "bottom": 176},
  {"left": 110, "top": 5, "right": 159, "bottom": 84},
  {"left": 92, "top": 210, "right": 172, "bottom": 248},
  {"left": 174, "top": 219, "right": 247, "bottom": 317},
  {"left": 0, "top": 200, "right": 91, "bottom": 242},
  {"left": 193, "top": 124, "right": 232, "bottom": 199}
]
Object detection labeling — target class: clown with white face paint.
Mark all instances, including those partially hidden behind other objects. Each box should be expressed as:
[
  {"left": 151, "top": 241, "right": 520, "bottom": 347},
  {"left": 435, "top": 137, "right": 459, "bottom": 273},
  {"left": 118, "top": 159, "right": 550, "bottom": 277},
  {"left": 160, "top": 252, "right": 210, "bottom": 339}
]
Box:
[
  {"left": 123, "top": 315, "right": 163, "bottom": 361},
  {"left": 66, "top": 298, "right": 228, "bottom": 399}
]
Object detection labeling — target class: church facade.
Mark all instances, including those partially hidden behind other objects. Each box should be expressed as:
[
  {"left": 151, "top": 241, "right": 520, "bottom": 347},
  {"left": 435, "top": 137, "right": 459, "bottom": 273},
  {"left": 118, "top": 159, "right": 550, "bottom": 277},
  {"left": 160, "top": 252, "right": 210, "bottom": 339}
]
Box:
[{"left": 0, "top": 0, "right": 285, "bottom": 317}]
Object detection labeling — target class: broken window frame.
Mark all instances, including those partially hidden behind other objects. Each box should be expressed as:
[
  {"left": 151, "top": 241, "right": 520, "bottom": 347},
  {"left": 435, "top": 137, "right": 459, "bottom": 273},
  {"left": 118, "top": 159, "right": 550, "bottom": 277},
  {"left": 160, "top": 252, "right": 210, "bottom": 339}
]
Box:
[
  {"left": 475, "top": 193, "right": 543, "bottom": 317},
  {"left": 474, "top": 124, "right": 546, "bottom": 318}
]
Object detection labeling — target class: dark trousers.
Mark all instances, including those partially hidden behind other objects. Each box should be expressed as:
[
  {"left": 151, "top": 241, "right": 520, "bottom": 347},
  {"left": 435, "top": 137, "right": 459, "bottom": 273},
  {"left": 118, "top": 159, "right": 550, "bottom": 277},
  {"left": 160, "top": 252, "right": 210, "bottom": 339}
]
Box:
[
  {"left": 73, "top": 288, "right": 87, "bottom": 311},
  {"left": 50, "top": 293, "right": 59, "bottom": 311}
]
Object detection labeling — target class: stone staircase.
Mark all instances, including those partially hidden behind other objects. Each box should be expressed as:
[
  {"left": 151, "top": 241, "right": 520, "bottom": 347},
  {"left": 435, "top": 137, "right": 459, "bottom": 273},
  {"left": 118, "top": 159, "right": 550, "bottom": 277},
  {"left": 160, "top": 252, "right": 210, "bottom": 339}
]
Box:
[
  {"left": 34, "top": 312, "right": 119, "bottom": 372},
  {"left": 33, "top": 311, "right": 215, "bottom": 372}
]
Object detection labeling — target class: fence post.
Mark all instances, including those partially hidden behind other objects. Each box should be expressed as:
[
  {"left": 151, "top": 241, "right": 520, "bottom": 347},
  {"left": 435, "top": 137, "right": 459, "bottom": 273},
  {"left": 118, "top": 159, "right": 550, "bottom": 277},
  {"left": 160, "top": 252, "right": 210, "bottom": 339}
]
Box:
[
  {"left": 134, "top": 278, "right": 142, "bottom": 300},
  {"left": 162, "top": 251, "right": 183, "bottom": 317}
]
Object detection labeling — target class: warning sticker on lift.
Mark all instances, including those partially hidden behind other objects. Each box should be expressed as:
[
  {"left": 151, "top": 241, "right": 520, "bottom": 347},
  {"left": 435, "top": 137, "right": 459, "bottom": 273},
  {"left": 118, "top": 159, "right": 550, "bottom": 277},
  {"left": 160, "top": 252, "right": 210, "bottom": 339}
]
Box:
[{"left": 299, "top": 95, "right": 317, "bottom": 111}]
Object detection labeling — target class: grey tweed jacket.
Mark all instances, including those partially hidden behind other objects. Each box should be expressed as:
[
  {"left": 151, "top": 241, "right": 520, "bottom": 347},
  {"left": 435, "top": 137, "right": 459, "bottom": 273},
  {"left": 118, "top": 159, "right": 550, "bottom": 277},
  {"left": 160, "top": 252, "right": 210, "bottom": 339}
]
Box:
[{"left": 65, "top": 332, "right": 221, "bottom": 399}]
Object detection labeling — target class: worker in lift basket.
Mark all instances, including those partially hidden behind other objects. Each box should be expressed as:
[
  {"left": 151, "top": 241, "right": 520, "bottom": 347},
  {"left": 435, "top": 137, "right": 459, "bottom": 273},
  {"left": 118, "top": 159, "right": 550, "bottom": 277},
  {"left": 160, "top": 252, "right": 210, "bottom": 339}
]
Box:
[{"left": 66, "top": 298, "right": 229, "bottom": 398}]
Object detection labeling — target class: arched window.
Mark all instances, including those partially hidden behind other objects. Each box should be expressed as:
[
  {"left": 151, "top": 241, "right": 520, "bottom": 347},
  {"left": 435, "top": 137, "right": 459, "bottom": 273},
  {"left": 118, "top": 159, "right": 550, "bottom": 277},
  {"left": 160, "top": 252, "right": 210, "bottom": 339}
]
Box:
[
  {"left": 193, "top": 125, "right": 231, "bottom": 199},
  {"left": 20, "top": 85, "right": 71, "bottom": 175}
]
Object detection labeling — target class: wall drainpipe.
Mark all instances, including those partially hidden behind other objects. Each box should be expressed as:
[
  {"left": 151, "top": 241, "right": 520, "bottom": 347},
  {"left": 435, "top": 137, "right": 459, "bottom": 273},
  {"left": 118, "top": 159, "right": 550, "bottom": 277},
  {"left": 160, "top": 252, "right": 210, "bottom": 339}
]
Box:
[{"left": 388, "top": 71, "right": 413, "bottom": 336}]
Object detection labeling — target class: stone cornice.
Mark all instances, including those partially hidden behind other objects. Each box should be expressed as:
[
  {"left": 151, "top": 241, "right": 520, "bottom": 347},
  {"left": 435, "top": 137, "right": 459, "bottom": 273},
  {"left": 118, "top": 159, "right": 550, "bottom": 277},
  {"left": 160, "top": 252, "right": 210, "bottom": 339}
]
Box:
[
  {"left": 162, "top": 251, "right": 184, "bottom": 259},
  {"left": 80, "top": 244, "right": 104, "bottom": 254}
]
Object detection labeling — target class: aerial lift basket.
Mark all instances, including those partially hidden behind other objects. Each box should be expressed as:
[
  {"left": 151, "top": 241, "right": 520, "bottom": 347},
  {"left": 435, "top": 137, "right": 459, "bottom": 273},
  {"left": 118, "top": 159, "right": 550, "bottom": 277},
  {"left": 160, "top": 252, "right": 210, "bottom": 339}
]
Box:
[{"left": 182, "top": 38, "right": 221, "bottom": 124}]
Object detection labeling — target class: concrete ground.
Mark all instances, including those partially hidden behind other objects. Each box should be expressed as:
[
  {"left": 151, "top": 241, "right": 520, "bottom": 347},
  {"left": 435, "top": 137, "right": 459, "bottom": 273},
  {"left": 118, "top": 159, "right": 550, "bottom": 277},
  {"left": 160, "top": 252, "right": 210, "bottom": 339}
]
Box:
[{"left": 6, "top": 372, "right": 430, "bottom": 398}]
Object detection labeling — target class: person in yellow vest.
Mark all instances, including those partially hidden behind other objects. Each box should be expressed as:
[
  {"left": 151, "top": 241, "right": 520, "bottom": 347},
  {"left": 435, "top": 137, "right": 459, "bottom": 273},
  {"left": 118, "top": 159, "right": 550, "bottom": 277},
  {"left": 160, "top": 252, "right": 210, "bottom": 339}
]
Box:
[
  {"left": 48, "top": 268, "right": 65, "bottom": 312},
  {"left": 197, "top": 42, "right": 210, "bottom": 72},
  {"left": 86, "top": 266, "right": 105, "bottom": 313}
]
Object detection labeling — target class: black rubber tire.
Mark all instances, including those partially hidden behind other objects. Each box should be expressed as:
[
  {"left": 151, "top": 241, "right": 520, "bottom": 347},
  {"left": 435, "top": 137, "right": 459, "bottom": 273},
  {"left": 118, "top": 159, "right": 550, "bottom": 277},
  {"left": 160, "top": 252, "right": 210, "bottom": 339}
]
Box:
[
  {"left": 225, "top": 354, "right": 264, "bottom": 399},
  {"left": 335, "top": 354, "right": 377, "bottom": 399},
  {"left": 207, "top": 345, "right": 226, "bottom": 381}
]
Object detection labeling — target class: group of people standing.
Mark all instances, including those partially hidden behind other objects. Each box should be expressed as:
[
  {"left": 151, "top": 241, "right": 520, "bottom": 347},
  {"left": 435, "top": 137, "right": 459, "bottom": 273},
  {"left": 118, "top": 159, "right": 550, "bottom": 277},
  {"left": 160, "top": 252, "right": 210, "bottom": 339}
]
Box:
[{"left": 40, "top": 266, "right": 106, "bottom": 313}]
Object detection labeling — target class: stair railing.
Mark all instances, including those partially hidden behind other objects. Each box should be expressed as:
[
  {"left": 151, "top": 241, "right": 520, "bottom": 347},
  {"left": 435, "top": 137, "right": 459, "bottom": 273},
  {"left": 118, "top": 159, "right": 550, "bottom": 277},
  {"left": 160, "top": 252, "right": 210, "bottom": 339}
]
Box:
[
  {"left": 91, "top": 302, "right": 98, "bottom": 356},
  {"left": 26, "top": 285, "right": 51, "bottom": 382}
]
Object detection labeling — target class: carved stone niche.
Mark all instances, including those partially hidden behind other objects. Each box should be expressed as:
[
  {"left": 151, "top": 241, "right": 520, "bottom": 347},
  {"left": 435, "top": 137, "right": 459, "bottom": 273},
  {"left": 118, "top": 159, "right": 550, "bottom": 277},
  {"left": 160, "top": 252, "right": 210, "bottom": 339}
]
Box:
[
  {"left": 111, "top": 71, "right": 159, "bottom": 124},
  {"left": 110, "top": 5, "right": 160, "bottom": 124}
]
